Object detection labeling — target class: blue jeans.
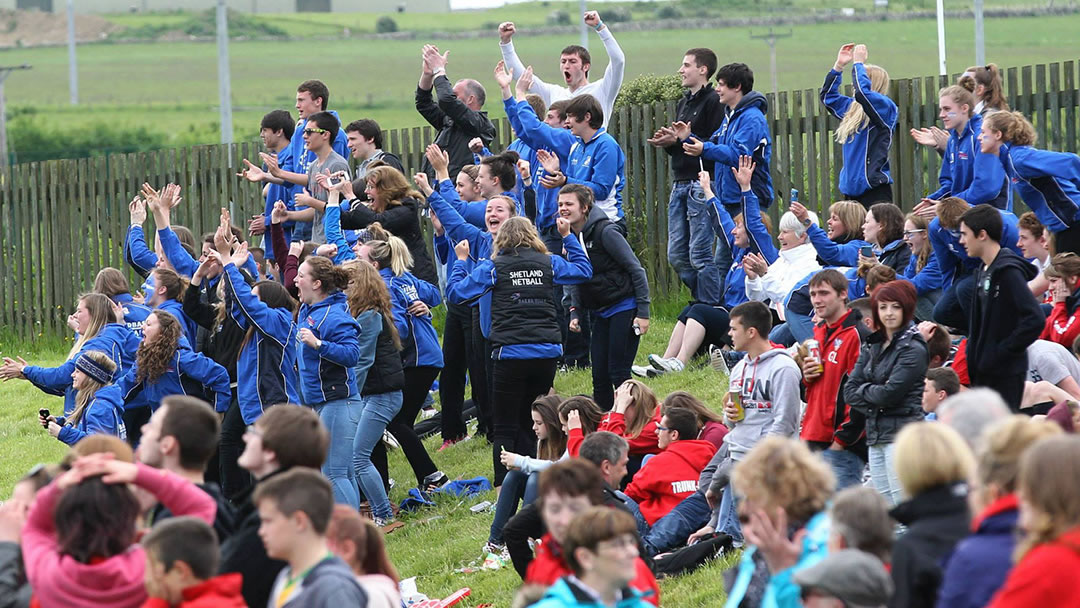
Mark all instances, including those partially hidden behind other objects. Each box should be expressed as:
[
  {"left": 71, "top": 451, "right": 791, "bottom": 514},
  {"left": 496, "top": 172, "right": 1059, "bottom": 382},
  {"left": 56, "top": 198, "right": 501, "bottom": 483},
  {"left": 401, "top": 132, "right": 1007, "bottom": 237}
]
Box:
[
  {"left": 315, "top": 396, "right": 363, "bottom": 509},
  {"left": 869, "top": 442, "right": 902, "bottom": 506},
  {"left": 619, "top": 491, "right": 652, "bottom": 542},
  {"left": 488, "top": 469, "right": 539, "bottom": 544},
  {"left": 642, "top": 491, "right": 713, "bottom": 556},
  {"left": 916, "top": 289, "right": 942, "bottom": 322},
  {"left": 667, "top": 180, "right": 724, "bottom": 304},
  {"left": 716, "top": 480, "right": 743, "bottom": 544},
  {"left": 933, "top": 274, "right": 976, "bottom": 333},
  {"left": 821, "top": 448, "right": 866, "bottom": 490},
  {"left": 354, "top": 391, "right": 402, "bottom": 519}
]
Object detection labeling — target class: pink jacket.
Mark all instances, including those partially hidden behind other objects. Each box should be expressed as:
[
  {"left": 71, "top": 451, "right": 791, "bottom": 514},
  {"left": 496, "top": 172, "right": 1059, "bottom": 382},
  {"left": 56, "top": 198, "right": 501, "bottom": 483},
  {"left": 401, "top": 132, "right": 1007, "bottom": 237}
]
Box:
[{"left": 23, "top": 464, "right": 217, "bottom": 608}]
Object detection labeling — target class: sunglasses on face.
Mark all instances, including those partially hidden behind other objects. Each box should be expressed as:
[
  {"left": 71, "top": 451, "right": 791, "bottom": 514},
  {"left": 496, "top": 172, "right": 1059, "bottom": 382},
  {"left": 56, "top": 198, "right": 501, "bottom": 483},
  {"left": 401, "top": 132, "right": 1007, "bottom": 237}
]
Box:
[{"left": 303, "top": 127, "right": 328, "bottom": 136}]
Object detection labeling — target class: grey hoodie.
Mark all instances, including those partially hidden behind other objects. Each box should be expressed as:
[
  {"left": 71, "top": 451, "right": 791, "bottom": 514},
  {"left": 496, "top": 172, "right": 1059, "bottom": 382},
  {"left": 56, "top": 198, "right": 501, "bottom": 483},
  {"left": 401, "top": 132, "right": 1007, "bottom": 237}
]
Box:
[
  {"left": 723, "top": 347, "right": 802, "bottom": 461},
  {"left": 271, "top": 554, "right": 368, "bottom": 608}
]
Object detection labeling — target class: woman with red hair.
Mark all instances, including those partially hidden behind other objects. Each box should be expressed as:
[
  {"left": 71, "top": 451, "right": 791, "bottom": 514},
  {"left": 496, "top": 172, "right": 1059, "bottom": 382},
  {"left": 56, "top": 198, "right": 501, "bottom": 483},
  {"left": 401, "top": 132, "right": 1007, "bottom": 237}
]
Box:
[{"left": 844, "top": 280, "right": 928, "bottom": 505}]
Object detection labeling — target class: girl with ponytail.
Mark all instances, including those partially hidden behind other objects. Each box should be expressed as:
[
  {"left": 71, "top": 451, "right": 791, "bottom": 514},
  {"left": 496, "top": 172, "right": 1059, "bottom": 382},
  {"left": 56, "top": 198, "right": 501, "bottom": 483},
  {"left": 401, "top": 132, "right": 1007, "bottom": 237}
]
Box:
[{"left": 820, "top": 43, "right": 898, "bottom": 207}]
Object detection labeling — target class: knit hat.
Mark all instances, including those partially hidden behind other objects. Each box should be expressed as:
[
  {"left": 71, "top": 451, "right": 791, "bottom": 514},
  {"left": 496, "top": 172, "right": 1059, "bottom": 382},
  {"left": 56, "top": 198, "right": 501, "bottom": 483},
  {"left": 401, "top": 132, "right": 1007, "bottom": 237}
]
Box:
[
  {"left": 793, "top": 549, "right": 893, "bottom": 607},
  {"left": 74, "top": 352, "right": 113, "bottom": 385}
]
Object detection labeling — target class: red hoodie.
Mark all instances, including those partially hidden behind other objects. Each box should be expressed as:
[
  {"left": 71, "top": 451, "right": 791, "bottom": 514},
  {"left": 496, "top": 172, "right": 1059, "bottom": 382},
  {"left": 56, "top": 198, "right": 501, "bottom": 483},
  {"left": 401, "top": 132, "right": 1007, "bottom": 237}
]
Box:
[
  {"left": 623, "top": 439, "right": 717, "bottom": 526},
  {"left": 987, "top": 525, "right": 1080, "bottom": 607},
  {"left": 597, "top": 409, "right": 662, "bottom": 455},
  {"left": 525, "top": 533, "right": 660, "bottom": 606},
  {"left": 1040, "top": 300, "right": 1080, "bottom": 349},
  {"left": 801, "top": 310, "right": 867, "bottom": 448},
  {"left": 141, "top": 574, "right": 246, "bottom": 608}
]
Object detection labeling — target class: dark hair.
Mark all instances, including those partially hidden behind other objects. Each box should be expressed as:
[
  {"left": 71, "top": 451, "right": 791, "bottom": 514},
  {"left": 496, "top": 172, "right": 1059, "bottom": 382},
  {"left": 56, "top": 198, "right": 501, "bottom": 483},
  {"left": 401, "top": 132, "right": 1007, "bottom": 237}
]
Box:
[
  {"left": 926, "top": 366, "right": 961, "bottom": 397},
  {"left": 533, "top": 395, "right": 568, "bottom": 462},
  {"left": 559, "top": 184, "right": 594, "bottom": 213},
  {"left": 525, "top": 94, "right": 547, "bottom": 120},
  {"left": 302, "top": 256, "right": 352, "bottom": 294},
  {"left": 253, "top": 280, "right": 297, "bottom": 313},
  {"left": 849, "top": 297, "right": 872, "bottom": 319},
  {"left": 153, "top": 267, "right": 188, "bottom": 301},
  {"left": 685, "top": 47, "right": 718, "bottom": 80},
  {"left": 345, "top": 118, "right": 383, "bottom": 149},
  {"left": 578, "top": 431, "right": 628, "bottom": 470},
  {"left": 868, "top": 203, "right": 905, "bottom": 246},
  {"left": 559, "top": 396, "right": 604, "bottom": 435},
  {"left": 142, "top": 516, "right": 220, "bottom": 580},
  {"left": 326, "top": 505, "right": 399, "bottom": 582},
  {"left": 661, "top": 407, "right": 700, "bottom": 441},
  {"left": 808, "top": 268, "right": 849, "bottom": 299},
  {"left": 259, "top": 405, "right": 329, "bottom": 469},
  {"left": 925, "top": 324, "right": 952, "bottom": 365},
  {"left": 260, "top": 109, "right": 295, "bottom": 140},
  {"left": 297, "top": 79, "right": 329, "bottom": 110},
  {"left": 549, "top": 99, "right": 572, "bottom": 122},
  {"left": 1018, "top": 211, "right": 1046, "bottom": 241},
  {"left": 716, "top": 62, "right": 754, "bottom": 94},
  {"left": 563, "top": 507, "right": 638, "bottom": 576},
  {"left": 870, "top": 280, "right": 918, "bottom": 328},
  {"left": 481, "top": 150, "right": 521, "bottom": 191},
  {"left": 159, "top": 396, "right": 220, "bottom": 471},
  {"left": 961, "top": 203, "right": 1004, "bottom": 243},
  {"left": 561, "top": 44, "right": 592, "bottom": 74},
  {"left": 538, "top": 458, "right": 606, "bottom": 506},
  {"left": 254, "top": 467, "right": 334, "bottom": 534},
  {"left": 173, "top": 226, "right": 197, "bottom": 254},
  {"left": 306, "top": 111, "right": 340, "bottom": 137},
  {"left": 54, "top": 477, "right": 140, "bottom": 563},
  {"left": 730, "top": 301, "right": 772, "bottom": 337},
  {"left": 565, "top": 94, "right": 604, "bottom": 130}
]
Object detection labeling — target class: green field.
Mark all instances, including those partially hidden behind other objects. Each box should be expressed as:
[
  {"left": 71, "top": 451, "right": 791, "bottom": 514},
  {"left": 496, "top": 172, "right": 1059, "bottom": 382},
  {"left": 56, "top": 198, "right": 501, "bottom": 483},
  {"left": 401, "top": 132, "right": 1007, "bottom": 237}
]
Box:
[
  {"left": 0, "top": 317, "right": 738, "bottom": 604},
  {"left": 6, "top": 12, "right": 1080, "bottom": 151}
]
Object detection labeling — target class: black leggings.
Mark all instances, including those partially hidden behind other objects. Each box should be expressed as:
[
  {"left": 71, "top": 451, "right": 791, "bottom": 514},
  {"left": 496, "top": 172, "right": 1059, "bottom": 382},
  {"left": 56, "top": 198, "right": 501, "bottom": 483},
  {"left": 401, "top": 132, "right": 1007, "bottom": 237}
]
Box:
[
  {"left": 439, "top": 302, "right": 474, "bottom": 441},
  {"left": 219, "top": 394, "right": 252, "bottom": 500},
  {"left": 490, "top": 357, "right": 558, "bottom": 486},
  {"left": 1055, "top": 222, "right": 1080, "bottom": 255},
  {"left": 678, "top": 303, "right": 732, "bottom": 352},
  {"left": 386, "top": 366, "right": 442, "bottom": 486},
  {"left": 591, "top": 308, "right": 641, "bottom": 411},
  {"left": 845, "top": 182, "right": 894, "bottom": 209},
  {"left": 470, "top": 307, "right": 493, "bottom": 438}
]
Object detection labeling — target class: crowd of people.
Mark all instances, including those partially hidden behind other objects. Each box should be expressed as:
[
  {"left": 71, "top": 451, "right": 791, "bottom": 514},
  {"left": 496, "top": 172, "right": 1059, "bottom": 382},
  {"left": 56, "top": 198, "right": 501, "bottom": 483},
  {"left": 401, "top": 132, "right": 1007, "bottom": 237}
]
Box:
[{"left": 3, "top": 10, "right": 1080, "bottom": 608}]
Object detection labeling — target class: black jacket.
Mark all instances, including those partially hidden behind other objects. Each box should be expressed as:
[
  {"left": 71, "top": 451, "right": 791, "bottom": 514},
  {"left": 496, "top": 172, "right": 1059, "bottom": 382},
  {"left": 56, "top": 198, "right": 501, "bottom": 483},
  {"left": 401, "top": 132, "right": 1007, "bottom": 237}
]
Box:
[
  {"left": 415, "top": 75, "right": 496, "bottom": 180},
  {"left": 150, "top": 481, "right": 237, "bottom": 547},
  {"left": 0, "top": 542, "right": 29, "bottom": 608},
  {"left": 361, "top": 312, "right": 405, "bottom": 396},
  {"left": 878, "top": 238, "right": 912, "bottom": 276},
  {"left": 339, "top": 197, "right": 438, "bottom": 287},
  {"left": 219, "top": 469, "right": 289, "bottom": 608},
  {"left": 967, "top": 247, "right": 1044, "bottom": 380},
  {"left": 888, "top": 482, "right": 972, "bottom": 608},
  {"left": 183, "top": 281, "right": 245, "bottom": 381},
  {"left": 666, "top": 86, "right": 724, "bottom": 181},
  {"left": 843, "top": 321, "right": 927, "bottom": 445},
  {"left": 570, "top": 206, "right": 650, "bottom": 317}
]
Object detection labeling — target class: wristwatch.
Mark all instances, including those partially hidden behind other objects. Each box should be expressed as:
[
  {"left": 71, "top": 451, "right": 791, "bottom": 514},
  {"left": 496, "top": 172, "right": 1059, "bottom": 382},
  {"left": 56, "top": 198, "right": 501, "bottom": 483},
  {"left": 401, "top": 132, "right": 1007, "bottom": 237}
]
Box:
[
  {"left": 432, "top": 67, "right": 446, "bottom": 77},
  {"left": 802, "top": 217, "right": 813, "bottom": 228}
]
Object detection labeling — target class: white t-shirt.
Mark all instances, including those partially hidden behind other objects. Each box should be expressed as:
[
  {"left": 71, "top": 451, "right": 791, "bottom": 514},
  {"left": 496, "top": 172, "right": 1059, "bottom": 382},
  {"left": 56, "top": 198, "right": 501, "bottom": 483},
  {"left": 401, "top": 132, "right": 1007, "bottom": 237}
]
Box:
[
  {"left": 500, "top": 25, "right": 625, "bottom": 128},
  {"left": 1027, "top": 339, "right": 1080, "bottom": 385}
]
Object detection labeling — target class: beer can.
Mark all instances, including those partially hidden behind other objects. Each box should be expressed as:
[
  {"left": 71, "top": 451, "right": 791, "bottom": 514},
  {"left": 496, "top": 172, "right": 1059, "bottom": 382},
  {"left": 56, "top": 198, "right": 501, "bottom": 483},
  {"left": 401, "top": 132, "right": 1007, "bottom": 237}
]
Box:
[
  {"left": 806, "top": 339, "right": 823, "bottom": 374},
  {"left": 728, "top": 389, "right": 745, "bottom": 422}
]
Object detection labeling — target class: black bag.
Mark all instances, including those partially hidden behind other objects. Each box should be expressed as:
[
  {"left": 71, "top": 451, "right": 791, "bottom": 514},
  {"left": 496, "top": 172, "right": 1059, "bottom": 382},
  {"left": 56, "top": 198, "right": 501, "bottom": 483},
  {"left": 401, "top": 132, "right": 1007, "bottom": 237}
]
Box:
[{"left": 651, "top": 532, "right": 734, "bottom": 578}]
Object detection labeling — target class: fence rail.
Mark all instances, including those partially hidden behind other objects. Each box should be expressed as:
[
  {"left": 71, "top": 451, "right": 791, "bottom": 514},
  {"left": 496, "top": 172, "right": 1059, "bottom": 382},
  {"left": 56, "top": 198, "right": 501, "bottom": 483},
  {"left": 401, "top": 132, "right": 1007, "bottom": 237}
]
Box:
[{"left": 3, "top": 59, "right": 1079, "bottom": 340}]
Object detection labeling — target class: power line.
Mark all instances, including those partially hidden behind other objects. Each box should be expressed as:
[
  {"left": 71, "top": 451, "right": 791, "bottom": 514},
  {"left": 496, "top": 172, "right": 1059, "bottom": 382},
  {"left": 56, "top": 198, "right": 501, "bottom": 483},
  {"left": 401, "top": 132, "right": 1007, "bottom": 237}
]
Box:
[{"left": 749, "top": 28, "right": 793, "bottom": 97}]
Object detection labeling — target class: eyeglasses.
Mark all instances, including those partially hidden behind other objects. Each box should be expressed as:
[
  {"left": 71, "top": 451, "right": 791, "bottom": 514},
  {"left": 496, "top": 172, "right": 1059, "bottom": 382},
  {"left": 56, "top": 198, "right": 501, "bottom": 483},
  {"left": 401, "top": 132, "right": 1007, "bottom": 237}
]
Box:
[
  {"left": 303, "top": 127, "right": 328, "bottom": 136},
  {"left": 655, "top": 425, "right": 669, "bottom": 433},
  {"left": 903, "top": 229, "right": 926, "bottom": 238}
]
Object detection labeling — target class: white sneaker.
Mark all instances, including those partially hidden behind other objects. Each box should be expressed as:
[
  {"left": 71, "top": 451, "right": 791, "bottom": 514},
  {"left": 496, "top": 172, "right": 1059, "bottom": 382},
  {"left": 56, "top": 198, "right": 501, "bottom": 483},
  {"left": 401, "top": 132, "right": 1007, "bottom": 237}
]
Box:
[
  {"left": 420, "top": 407, "right": 437, "bottom": 420},
  {"left": 709, "top": 344, "right": 729, "bottom": 377},
  {"left": 382, "top": 431, "right": 400, "bottom": 449},
  {"left": 631, "top": 364, "right": 660, "bottom": 378},
  {"left": 648, "top": 354, "right": 685, "bottom": 373}
]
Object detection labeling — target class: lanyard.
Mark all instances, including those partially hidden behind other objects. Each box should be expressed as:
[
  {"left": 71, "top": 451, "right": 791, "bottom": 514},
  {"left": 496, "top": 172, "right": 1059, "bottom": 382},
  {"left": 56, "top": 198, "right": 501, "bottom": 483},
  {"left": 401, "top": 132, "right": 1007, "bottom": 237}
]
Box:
[{"left": 276, "top": 553, "right": 332, "bottom": 608}]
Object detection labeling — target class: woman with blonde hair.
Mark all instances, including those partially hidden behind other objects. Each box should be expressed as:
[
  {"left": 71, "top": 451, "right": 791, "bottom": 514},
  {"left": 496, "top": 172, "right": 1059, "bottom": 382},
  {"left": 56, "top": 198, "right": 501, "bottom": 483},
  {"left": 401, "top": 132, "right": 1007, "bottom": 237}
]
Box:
[
  {"left": 961, "top": 63, "right": 1009, "bottom": 116},
  {"left": 448, "top": 215, "right": 592, "bottom": 486},
  {"left": 0, "top": 293, "right": 139, "bottom": 419},
  {"left": 986, "top": 434, "right": 1080, "bottom": 606},
  {"left": 820, "top": 43, "right": 897, "bottom": 207},
  {"left": 599, "top": 380, "right": 663, "bottom": 458},
  {"left": 938, "top": 416, "right": 1061, "bottom": 608},
  {"left": 888, "top": 421, "right": 975, "bottom": 608},
  {"left": 981, "top": 110, "right": 1080, "bottom": 254},
  {"left": 723, "top": 436, "right": 835, "bottom": 607},
  {"left": 93, "top": 267, "right": 151, "bottom": 336},
  {"left": 791, "top": 199, "right": 869, "bottom": 267},
  {"left": 901, "top": 212, "right": 946, "bottom": 320},
  {"left": 37, "top": 350, "right": 126, "bottom": 445}
]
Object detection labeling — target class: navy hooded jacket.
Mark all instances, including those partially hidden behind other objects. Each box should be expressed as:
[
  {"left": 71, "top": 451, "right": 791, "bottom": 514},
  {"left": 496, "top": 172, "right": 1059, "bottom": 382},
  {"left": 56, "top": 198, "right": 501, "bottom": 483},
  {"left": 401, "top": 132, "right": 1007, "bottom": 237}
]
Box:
[
  {"left": 55, "top": 384, "right": 127, "bottom": 446},
  {"left": 296, "top": 291, "right": 361, "bottom": 404},
  {"left": 697, "top": 91, "right": 774, "bottom": 211},
  {"left": 820, "top": 63, "right": 898, "bottom": 197}
]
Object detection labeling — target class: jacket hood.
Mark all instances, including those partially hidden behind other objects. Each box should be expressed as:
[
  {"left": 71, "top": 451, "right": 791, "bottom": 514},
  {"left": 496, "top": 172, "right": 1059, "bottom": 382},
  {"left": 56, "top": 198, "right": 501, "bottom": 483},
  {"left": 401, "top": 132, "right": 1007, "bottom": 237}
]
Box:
[
  {"left": 582, "top": 204, "right": 611, "bottom": 235},
  {"left": 665, "top": 439, "right": 718, "bottom": 467},
  {"left": 305, "top": 555, "right": 363, "bottom": 586},
  {"left": 1067, "top": 285, "right": 1080, "bottom": 314},
  {"left": 46, "top": 550, "right": 149, "bottom": 604},
  {"left": 986, "top": 247, "right": 1038, "bottom": 282},
  {"left": 303, "top": 290, "right": 349, "bottom": 313},
  {"left": 889, "top": 482, "right": 970, "bottom": 526},
  {"left": 734, "top": 90, "right": 769, "bottom": 115}
]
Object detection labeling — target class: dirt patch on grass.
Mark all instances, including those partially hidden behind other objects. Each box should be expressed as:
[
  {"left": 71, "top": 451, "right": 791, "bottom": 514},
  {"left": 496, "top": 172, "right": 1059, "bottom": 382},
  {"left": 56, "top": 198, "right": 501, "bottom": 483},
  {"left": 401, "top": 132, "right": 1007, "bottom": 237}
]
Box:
[{"left": 0, "top": 9, "right": 120, "bottom": 48}]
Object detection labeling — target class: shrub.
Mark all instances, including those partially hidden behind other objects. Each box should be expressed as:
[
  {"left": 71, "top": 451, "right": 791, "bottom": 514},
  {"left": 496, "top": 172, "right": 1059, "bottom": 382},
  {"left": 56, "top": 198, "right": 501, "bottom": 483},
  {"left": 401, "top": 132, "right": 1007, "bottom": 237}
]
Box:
[
  {"left": 547, "top": 10, "right": 571, "bottom": 25},
  {"left": 9, "top": 119, "right": 171, "bottom": 164},
  {"left": 656, "top": 5, "right": 683, "bottom": 19},
  {"left": 376, "top": 16, "right": 398, "bottom": 33},
  {"left": 603, "top": 7, "right": 633, "bottom": 23},
  {"left": 614, "top": 74, "right": 684, "bottom": 109}
]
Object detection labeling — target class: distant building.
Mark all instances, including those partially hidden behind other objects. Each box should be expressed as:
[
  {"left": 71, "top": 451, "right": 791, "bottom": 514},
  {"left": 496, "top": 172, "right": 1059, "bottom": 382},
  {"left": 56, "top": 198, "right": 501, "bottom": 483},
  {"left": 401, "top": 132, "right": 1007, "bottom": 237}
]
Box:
[{"left": 3, "top": 0, "right": 450, "bottom": 14}]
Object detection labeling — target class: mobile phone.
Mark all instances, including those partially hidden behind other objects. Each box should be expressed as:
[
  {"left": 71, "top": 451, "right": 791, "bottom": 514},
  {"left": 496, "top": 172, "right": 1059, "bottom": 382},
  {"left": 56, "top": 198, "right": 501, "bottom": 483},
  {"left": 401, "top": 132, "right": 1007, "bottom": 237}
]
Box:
[
  {"left": 328, "top": 175, "right": 343, "bottom": 186},
  {"left": 38, "top": 408, "right": 49, "bottom": 419},
  {"left": 860, "top": 245, "right": 874, "bottom": 258}
]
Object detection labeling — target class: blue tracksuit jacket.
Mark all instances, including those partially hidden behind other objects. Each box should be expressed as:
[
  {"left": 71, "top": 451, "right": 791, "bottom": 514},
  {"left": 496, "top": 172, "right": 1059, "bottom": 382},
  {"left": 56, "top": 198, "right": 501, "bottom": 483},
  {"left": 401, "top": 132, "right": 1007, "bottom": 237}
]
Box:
[
  {"left": 805, "top": 223, "right": 872, "bottom": 267},
  {"left": 296, "top": 291, "right": 361, "bottom": 404},
  {"left": 820, "top": 63, "right": 898, "bottom": 197},
  {"left": 696, "top": 91, "right": 775, "bottom": 212},
  {"left": 55, "top": 384, "right": 127, "bottom": 446},
  {"left": 929, "top": 113, "right": 1012, "bottom": 210},
  {"left": 113, "top": 342, "right": 231, "bottom": 412},
  {"left": 111, "top": 293, "right": 151, "bottom": 338},
  {"left": 708, "top": 189, "right": 780, "bottom": 309},
  {"left": 998, "top": 143, "right": 1080, "bottom": 233},
  {"left": 379, "top": 267, "right": 444, "bottom": 369}
]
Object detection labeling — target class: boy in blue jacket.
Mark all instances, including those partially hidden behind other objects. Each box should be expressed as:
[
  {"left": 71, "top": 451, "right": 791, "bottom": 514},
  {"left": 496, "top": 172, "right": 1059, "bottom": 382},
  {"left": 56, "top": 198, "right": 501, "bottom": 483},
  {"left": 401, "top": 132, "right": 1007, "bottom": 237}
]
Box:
[{"left": 237, "top": 109, "right": 297, "bottom": 255}]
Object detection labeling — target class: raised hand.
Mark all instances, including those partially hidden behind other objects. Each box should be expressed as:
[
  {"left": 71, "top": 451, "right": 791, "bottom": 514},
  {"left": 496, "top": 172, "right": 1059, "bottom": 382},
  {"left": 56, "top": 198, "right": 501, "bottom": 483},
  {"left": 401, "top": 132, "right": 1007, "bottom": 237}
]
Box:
[
  {"left": 556, "top": 217, "right": 571, "bottom": 237},
  {"left": 732, "top": 155, "right": 756, "bottom": 191},
  {"left": 160, "top": 183, "right": 182, "bottom": 209},
  {"left": 426, "top": 46, "right": 449, "bottom": 72},
  {"left": 425, "top": 144, "right": 451, "bottom": 180},
  {"left": 516, "top": 66, "right": 535, "bottom": 99},
  {"left": 469, "top": 137, "right": 485, "bottom": 155},
  {"left": 454, "top": 239, "right": 470, "bottom": 261},
  {"left": 140, "top": 183, "right": 161, "bottom": 210},
  {"left": 834, "top": 43, "right": 855, "bottom": 70},
  {"left": 271, "top": 201, "right": 290, "bottom": 225},
  {"left": 414, "top": 172, "right": 433, "bottom": 197},
  {"left": 494, "top": 60, "right": 513, "bottom": 91},
  {"left": 790, "top": 201, "right": 809, "bottom": 222},
  {"left": 567, "top": 409, "right": 581, "bottom": 431},
  {"left": 498, "top": 21, "right": 515, "bottom": 44},
  {"left": 213, "top": 223, "right": 232, "bottom": 257},
  {"left": 583, "top": 10, "right": 602, "bottom": 28},
  {"left": 315, "top": 243, "right": 338, "bottom": 258},
  {"left": 671, "top": 121, "right": 692, "bottom": 140},
  {"left": 853, "top": 44, "right": 868, "bottom": 64},
  {"left": 516, "top": 159, "right": 532, "bottom": 184},
  {"left": 536, "top": 149, "right": 561, "bottom": 175},
  {"left": 237, "top": 158, "right": 270, "bottom": 182},
  {"left": 249, "top": 214, "right": 265, "bottom": 236},
  {"left": 230, "top": 241, "right": 249, "bottom": 268},
  {"left": 129, "top": 196, "right": 147, "bottom": 226}
]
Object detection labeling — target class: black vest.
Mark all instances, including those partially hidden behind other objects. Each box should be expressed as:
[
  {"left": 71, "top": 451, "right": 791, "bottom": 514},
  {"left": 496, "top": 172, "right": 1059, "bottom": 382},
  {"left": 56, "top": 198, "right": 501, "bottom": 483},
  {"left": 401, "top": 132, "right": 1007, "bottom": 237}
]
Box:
[
  {"left": 489, "top": 248, "right": 562, "bottom": 347},
  {"left": 578, "top": 220, "right": 634, "bottom": 310},
  {"left": 361, "top": 312, "right": 405, "bottom": 396}
]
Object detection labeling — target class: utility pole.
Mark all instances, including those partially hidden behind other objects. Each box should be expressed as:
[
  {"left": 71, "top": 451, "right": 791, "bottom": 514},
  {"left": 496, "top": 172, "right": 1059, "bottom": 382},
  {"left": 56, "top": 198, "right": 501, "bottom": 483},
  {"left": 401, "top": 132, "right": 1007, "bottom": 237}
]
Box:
[
  {"left": 216, "top": 0, "right": 233, "bottom": 144},
  {"left": 578, "top": 0, "right": 588, "bottom": 49},
  {"left": 936, "top": 0, "right": 947, "bottom": 75},
  {"left": 974, "top": 0, "right": 985, "bottom": 66},
  {"left": 66, "top": 0, "right": 78, "bottom": 105},
  {"left": 749, "top": 28, "right": 793, "bottom": 97},
  {"left": 0, "top": 65, "right": 32, "bottom": 171}
]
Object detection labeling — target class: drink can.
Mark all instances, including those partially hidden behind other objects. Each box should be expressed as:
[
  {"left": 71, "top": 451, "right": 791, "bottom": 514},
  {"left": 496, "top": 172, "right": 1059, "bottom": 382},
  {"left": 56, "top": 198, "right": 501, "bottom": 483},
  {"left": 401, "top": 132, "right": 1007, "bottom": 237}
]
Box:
[
  {"left": 728, "top": 388, "right": 745, "bottom": 422},
  {"left": 806, "top": 339, "right": 823, "bottom": 374}
]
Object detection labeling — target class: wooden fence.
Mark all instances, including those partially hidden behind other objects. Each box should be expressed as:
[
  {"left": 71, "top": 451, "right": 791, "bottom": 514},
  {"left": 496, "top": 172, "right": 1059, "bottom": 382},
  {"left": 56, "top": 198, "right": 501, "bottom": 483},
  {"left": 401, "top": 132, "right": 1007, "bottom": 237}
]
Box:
[{"left": 3, "top": 59, "right": 1080, "bottom": 340}]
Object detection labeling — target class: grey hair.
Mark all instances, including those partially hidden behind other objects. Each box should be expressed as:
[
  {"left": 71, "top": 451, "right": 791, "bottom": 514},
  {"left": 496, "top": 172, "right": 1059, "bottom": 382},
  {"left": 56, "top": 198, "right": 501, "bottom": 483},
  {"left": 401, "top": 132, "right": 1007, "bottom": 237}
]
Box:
[
  {"left": 779, "top": 210, "right": 819, "bottom": 239},
  {"left": 460, "top": 78, "right": 487, "bottom": 108},
  {"left": 829, "top": 486, "right": 894, "bottom": 562},
  {"left": 579, "top": 431, "right": 629, "bottom": 469},
  {"left": 937, "top": 388, "right": 1011, "bottom": 449}
]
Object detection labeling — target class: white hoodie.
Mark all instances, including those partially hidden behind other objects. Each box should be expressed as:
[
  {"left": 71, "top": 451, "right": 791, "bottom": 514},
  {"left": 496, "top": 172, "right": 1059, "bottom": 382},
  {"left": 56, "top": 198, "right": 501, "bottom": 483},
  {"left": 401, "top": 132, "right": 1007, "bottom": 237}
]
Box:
[{"left": 744, "top": 243, "right": 821, "bottom": 321}]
